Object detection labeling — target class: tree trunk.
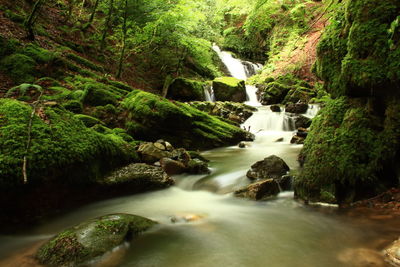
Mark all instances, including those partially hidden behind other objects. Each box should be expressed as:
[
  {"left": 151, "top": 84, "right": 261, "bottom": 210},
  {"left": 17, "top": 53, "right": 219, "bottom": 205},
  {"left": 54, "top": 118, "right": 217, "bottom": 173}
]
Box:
[
  {"left": 83, "top": 0, "right": 100, "bottom": 32},
  {"left": 100, "top": 0, "right": 114, "bottom": 51},
  {"left": 24, "top": 0, "right": 44, "bottom": 40},
  {"left": 116, "top": 0, "right": 128, "bottom": 78}
]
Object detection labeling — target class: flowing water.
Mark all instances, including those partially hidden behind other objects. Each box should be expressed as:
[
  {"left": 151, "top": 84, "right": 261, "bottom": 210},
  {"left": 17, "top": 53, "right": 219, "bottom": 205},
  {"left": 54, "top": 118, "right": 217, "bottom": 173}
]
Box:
[{"left": 0, "top": 48, "right": 398, "bottom": 267}]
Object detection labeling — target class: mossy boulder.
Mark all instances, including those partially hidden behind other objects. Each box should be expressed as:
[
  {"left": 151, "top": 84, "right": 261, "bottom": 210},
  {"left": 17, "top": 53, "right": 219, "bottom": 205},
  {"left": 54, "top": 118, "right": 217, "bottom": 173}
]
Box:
[
  {"left": 258, "top": 82, "right": 291, "bottom": 105},
  {"left": 82, "top": 82, "right": 120, "bottom": 106},
  {"left": 74, "top": 114, "right": 102, "bottom": 127},
  {"left": 0, "top": 53, "right": 36, "bottom": 84},
  {"left": 212, "top": 77, "right": 246, "bottom": 102},
  {"left": 122, "top": 90, "right": 250, "bottom": 150},
  {"left": 167, "top": 78, "right": 206, "bottom": 102},
  {"left": 36, "top": 213, "right": 157, "bottom": 266},
  {"left": 0, "top": 99, "right": 136, "bottom": 190},
  {"left": 283, "top": 86, "right": 316, "bottom": 104},
  {"left": 188, "top": 101, "right": 256, "bottom": 124},
  {"left": 295, "top": 97, "right": 400, "bottom": 204},
  {"left": 314, "top": 0, "right": 400, "bottom": 97}
]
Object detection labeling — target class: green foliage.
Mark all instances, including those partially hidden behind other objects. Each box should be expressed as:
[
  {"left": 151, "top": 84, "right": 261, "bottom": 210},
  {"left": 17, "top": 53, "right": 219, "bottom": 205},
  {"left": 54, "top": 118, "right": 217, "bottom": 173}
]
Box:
[{"left": 0, "top": 99, "right": 136, "bottom": 189}]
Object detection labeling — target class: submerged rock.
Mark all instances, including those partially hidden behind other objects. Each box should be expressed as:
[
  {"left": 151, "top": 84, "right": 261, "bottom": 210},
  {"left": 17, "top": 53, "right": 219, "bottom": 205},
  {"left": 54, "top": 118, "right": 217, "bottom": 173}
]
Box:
[
  {"left": 246, "top": 155, "right": 290, "bottom": 180},
  {"left": 270, "top": 105, "right": 281, "bottom": 112},
  {"left": 385, "top": 238, "right": 400, "bottom": 266},
  {"left": 36, "top": 214, "right": 157, "bottom": 266},
  {"left": 160, "top": 158, "right": 186, "bottom": 175},
  {"left": 234, "top": 179, "right": 280, "bottom": 200},
  {"left": 338, "top": 248, "right": 386, "bottom": 267},
  {"left": 187, "top": 159, "right": 210, "bottom": 174},
  {"left": 238, "top": 142, "right": 246, "bottom": 148}
]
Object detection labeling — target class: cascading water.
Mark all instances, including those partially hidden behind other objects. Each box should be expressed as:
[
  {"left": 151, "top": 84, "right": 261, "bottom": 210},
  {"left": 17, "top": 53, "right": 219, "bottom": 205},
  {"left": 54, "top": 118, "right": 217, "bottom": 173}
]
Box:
[
  {"left": 204, "top": 86, "right": 215, "bottom": 102},
  {"left": 0, "top": 47, "right": 393, "bottom": 267}
]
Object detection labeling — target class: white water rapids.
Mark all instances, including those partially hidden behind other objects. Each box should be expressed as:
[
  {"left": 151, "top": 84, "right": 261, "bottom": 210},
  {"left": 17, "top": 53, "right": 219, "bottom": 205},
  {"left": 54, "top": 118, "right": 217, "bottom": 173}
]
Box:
[{"left": 0, "top": 47, "right": 393, "bottom": 267}]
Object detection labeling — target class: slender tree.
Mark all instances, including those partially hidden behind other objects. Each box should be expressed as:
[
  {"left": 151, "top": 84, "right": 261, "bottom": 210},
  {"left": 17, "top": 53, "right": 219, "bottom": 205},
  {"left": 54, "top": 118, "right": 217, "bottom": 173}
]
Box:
[
  {"left": 82, "top": 0, "right": 101, "bottom": 32},
  {"left": 24, "top": 0, "right": 44, "bottom": 40},
  {"left": 100, "top": 0, "right": 115, "bottom": 51},
  {"left": 116, "top": 0, "right": 129, "bottom": 78}
]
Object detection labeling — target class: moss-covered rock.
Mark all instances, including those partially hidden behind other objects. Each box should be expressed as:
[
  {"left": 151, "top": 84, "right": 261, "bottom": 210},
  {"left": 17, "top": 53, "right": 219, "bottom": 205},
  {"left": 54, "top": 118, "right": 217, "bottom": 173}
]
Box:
[
  {"left": 82, "top": 82, "right": 121, "bottom": 106},
  {"left": 62, "top": 100, "right": 83, "bottom": 113},
  {"left": 212, "top": 77, "right": 246, "bottom": 102},
  {"left": 0, "top": 99, "right": 136, "bottom": 190},
  {"left": 0, "top": 53, "right": 36, "bottom": 84},
  {"left": 36, "top": 213, "right": 157, "bottom": 266},
  {"left": 314, "top": 0, "right": 400, "bottom": 97},
  {"left": 122, "top": 90, "right": 250, "bottom": 150},
  {"left": 295, "top": 97, "right": 400, "bottom": 204},
  {"left": 74, "top": 114, "right": 102, "bottom": 127},
  {"left": 258, "top": 82, "right": 291, "bottom": 105},
  {"left": 188, "top": 101, "right": 256, "bottom": 124},
  {"left": 167, "top": 77, "right": 206, "bottom": 102}
]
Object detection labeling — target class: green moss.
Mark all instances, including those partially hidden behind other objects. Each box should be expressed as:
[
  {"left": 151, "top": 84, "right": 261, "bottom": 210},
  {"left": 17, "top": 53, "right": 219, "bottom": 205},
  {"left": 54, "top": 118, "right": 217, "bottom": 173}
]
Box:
[
  {"left": 314, "top": 0, "right": 400, "bottom": 97},
  {"left": 82, "top": 82, "right": 121, "bottom": 106},
  {"left": 212, "top": 77, "right": 246, "bottom": 102},
  {"left": 0, "top": 36, "right": 20, "bottom": 58},
  {"left": 0, "top": 53, "right": 36, "bottom": 84},
  {"left": 36, "top": 214, "right": 157, "bottom": 266},
  {"left": 122, "top": 90, "right": 248, "bottom": 150},
  {"left": 4, "top": 9, "right": 25, "bottom": 23},
  {"left": 74, "top": 114, "right": 102, "bottom": 127},
  {"left": 42, "top": 86, "right": 72, "bottom": 101},
  {"left": 107, "top": 80, "right": 134, "bottom": 93},
  {"left": 0, "top": 99, "right": 136, "bottom": 189},
  {"left": 167, "top": 77, "right": 206, "bottom": 102},
  {"left": 62, "top": 100, "right": 83, "bottom": 113},
  {"left": 21, "top": 44, "right": 55, "bottom": 64},
  {"left": 295, "top": 97, "right": 400, "bottom": 204},
  {"left": 66, "top": 53, "right": 104, "bottom": 73}
]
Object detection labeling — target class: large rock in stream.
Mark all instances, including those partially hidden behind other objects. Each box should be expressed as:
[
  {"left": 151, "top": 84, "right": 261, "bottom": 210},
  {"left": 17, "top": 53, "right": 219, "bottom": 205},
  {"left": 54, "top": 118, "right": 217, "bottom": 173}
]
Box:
[
  {"left": 212, "top": 77, "right": 246, "bottom": 102},
  {"left": 36, "top": 214, "right": 157, "bottom": 266},
  {"left": 234, "top": 179, "right": 281, "bottom": 200},
  {"left": 246, "top": 155, "right": 290, "bottom": 181},
  {"left": 100, "top": 163, "right": 175, "bottom": 192}
]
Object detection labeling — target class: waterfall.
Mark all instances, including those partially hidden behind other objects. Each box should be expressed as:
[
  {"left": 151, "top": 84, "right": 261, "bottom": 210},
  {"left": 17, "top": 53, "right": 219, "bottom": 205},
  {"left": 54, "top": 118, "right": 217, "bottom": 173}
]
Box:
[
  {"left": 243, "top": 106, "right": 296, "bottom": 133},
  {"left": 304, "top": 104, "right": 321, "bottom": 119},
  {"left": 212, "top": 45, "right": 262, "bottom": 106},
  {"left": 204, "top": 86, "right": 215, "bottom": 102}
]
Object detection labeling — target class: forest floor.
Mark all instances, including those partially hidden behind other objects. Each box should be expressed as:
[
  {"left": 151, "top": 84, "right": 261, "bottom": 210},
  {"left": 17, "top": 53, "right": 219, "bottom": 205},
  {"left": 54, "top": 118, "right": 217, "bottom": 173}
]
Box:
[{"left": 271, "top": 2, "right": 327, "bottom": 84}]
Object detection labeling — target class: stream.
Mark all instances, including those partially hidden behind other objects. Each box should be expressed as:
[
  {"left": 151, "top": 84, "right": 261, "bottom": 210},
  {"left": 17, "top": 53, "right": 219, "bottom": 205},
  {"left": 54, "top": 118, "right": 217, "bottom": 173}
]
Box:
[{"left": 0, "top": 48, "right": 399, "bottom": 267}]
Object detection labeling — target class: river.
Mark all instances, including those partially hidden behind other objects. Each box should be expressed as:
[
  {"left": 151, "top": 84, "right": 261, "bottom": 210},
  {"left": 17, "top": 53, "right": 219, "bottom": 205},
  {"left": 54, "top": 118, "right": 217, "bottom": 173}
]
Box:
[{"left": 0, "top": 47, "right": 398, "bottom": 267}]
